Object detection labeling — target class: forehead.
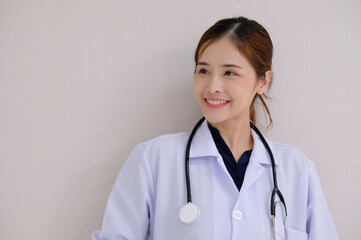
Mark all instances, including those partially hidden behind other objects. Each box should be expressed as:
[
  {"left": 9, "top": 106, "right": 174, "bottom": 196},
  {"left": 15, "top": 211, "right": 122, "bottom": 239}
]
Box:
[{"left": 198, "top": 37, "right": 248, "bottom": 65}]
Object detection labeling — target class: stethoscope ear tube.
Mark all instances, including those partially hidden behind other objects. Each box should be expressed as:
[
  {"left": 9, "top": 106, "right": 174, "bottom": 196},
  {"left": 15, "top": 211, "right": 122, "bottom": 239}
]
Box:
[{"left": 271, "top": 188, "right": 287, "bottom": 217}]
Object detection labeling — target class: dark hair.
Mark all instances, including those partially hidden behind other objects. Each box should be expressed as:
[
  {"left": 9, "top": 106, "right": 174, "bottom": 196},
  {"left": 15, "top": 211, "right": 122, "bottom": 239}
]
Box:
[{"left": 194, "top": 16, "right": 273, "bottom": 127}]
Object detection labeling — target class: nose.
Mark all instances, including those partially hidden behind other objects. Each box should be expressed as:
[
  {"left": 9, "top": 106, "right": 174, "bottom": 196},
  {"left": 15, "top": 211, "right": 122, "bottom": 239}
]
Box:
[{"left": 207, "top": 75, "right": 223, "bottom": 94}]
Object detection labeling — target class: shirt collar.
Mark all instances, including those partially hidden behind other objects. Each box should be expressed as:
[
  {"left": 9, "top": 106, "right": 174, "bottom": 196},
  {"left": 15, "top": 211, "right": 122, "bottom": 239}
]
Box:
[{"left": 189, "top": 119, "right": 278, "bottom": 165}]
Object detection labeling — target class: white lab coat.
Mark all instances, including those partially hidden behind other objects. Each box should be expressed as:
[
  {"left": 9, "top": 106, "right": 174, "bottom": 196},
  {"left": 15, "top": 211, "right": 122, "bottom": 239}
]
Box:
[{"left": 92, "top": 120, "right": 338, "bottom": 240}]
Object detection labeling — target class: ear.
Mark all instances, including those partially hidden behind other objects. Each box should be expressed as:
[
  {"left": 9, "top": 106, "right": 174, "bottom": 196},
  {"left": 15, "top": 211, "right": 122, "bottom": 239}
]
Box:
[{"left": 257, "top": 70, "right": 272, "bottom": 95}]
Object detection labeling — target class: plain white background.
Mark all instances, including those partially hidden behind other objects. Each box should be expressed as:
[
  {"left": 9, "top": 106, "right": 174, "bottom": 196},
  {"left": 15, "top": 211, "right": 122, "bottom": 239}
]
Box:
[{"left": 1, "top": 0, "right": 360, "bottom": 239}]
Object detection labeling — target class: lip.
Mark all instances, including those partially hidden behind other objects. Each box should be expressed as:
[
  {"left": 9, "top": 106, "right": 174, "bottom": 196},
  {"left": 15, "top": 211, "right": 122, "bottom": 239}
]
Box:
[{"left": 204, "top": 98, "right": 230, "bottom": 109}]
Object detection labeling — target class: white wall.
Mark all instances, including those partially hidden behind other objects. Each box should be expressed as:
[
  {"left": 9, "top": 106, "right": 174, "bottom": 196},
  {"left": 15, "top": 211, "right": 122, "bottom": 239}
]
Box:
[{"left": 1, "top": 0, "right": 360, "bottom": 239}]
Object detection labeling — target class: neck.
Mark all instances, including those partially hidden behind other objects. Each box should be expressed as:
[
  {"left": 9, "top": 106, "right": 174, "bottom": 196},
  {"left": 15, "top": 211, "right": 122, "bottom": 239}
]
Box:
[{"left": 209, "top": 118, "right": 254, "bottom": 161}]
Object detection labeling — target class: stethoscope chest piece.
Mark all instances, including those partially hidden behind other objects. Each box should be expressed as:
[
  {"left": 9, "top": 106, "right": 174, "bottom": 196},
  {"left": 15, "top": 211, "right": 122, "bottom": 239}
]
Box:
[{"left": 179, "top": 202, "right": 200, "bottom": 224}]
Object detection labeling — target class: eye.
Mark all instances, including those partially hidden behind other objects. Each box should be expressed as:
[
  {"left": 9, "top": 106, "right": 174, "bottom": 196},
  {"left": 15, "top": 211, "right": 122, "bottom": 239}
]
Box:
[
  {"left": 225, "top": 70, "right": 237, "bottom": 76},
  {"left": 198, "top": 68, "right": 209, "bottom": 74}
]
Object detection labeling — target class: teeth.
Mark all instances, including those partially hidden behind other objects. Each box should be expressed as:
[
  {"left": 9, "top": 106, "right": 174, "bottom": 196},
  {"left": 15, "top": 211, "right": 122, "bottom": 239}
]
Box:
[{"left": 206, "top": 99, "right": 228, "bottom": 105}]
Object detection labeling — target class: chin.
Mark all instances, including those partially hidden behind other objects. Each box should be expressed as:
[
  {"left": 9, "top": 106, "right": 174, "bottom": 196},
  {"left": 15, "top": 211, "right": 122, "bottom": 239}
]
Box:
[{"left": 202, "top": 113, "right": 228, "bottom": 125}]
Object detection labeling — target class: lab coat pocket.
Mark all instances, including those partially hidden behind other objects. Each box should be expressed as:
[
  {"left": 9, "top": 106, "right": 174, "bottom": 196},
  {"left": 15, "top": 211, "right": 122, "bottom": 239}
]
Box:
[{"left": 272, "top": 218, "right": 308, "bottom": 240}]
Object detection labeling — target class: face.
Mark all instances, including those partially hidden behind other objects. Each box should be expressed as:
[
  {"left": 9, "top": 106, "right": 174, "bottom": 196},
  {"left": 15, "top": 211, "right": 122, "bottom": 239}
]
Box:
[{"left": 193, "top": 37, "right": 269, "bottom": 127}]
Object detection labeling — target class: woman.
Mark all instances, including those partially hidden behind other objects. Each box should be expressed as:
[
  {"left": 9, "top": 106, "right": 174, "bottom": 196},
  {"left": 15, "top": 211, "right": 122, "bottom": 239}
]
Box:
[{"left": 92, "top": 17, "right": 338, "bottom": 240}]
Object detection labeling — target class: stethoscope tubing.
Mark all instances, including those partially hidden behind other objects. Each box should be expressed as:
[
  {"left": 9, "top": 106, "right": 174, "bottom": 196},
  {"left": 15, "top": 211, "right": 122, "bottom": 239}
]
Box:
[
  {"left": 249, "top": 121, "right": 287, "bottom": 217},
  {"left": 184, "top": 117, "right": 206, "bottom": 203}
]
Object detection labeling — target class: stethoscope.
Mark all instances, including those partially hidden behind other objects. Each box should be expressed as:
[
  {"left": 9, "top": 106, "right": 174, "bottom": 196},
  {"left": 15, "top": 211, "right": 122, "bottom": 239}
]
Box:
[{"left": 178, "top": 117, "right": 289, "bottom": 240}]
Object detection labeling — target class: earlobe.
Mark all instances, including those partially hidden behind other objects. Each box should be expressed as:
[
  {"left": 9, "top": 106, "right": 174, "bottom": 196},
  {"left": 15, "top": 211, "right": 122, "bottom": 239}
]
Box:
[{"left": 257, "top": 71, "right": 272, "bottom": 94}]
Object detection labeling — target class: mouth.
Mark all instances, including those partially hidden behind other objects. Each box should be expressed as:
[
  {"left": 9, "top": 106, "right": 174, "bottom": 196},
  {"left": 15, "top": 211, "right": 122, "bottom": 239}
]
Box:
[{"left": 204, "top": 98, "right": 230, "bottom": 108}]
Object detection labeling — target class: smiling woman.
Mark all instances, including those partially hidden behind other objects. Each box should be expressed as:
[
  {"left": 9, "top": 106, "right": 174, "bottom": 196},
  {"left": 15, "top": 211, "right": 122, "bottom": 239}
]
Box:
[
  {"left": 92, "top": 17, "right": 339, "bottom": 240},
  {"left": 193, "top": 37, "right": 270, "bottom": 128},
  {"left": 194, "top": 17, "right": 274, "bottom": 128}
]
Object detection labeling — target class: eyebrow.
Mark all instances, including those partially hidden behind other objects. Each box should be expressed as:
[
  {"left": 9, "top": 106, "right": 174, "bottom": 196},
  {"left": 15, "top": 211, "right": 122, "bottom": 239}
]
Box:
[{"left": 197, "top": 62, "right": 242, "bottom": 69}]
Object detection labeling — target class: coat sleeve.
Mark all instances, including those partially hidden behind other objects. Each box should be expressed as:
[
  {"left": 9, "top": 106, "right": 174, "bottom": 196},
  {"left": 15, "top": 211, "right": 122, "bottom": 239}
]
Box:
[
  {"left": 307, "top": 162, "right": 339, "bottom": 239},
  {"left": 92, "top": 144, "right": 155, "bottom": 240}
]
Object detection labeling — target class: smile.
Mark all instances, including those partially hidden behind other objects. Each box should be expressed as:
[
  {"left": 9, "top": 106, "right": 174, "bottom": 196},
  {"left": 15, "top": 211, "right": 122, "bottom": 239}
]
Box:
[
  {"left": 206, "top": 99, "right": 228, "bottom": 105},
  {"left": 204, "top": 98, "right": 230, "bottom": 108}
]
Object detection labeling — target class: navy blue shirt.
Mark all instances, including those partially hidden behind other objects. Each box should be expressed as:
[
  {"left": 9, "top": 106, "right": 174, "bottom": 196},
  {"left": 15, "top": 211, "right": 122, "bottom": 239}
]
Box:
[{"left": 208, "top": 123, "right": 252, "bottom": 191}]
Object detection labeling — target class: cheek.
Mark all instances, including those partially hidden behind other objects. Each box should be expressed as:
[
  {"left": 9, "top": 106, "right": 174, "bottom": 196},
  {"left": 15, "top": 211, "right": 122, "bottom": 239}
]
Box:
[{"left": 193, "top": 77, "right": 203, "bottom": 95}]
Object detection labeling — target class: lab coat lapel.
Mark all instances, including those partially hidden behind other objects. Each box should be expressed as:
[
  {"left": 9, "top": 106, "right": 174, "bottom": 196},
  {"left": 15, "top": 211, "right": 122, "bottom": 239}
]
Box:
[
  {"left": 189, "top": 119, "right": 236, "bottom": 180},
  {"left": 189, "top": 120, "right": 278, "bottom": 197},
  {"left": 189, "top": 119, "right": 219, "bottom": 159},
  {"left": 239, "top": 129, "right": 275, "bottom": 197}
]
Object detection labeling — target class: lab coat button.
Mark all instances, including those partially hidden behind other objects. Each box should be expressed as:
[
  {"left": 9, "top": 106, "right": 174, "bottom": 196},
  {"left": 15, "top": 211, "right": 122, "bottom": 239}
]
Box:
[{"left": 232, "top": 209, "right": 243, "bottom": 220}]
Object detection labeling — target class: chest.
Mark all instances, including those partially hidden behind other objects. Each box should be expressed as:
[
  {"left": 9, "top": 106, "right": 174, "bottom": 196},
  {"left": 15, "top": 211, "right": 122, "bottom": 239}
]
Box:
[{"left": 148, "top": 154, "right": 308, "bottom": 240}]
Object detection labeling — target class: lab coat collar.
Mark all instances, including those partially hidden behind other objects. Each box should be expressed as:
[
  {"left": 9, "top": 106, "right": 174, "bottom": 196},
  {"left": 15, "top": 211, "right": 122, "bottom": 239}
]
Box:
[
  {"left": 251, "top": 128, "right": 279, "bottom": 166},
  {"left": 189, "top": 119, "right": 219, "bottom": 159},
  {"left": 189, "top": 119, "right": 278, "bottom": 166}
]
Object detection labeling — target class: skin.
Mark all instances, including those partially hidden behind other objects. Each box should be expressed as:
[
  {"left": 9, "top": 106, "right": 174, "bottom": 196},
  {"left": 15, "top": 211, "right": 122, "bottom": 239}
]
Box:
[{"left": 193, "top": 36, "right": 272, "bottom": 161}]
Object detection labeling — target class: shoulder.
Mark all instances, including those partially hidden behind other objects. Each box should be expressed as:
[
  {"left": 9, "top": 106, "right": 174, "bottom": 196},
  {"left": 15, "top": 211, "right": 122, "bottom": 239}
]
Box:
[
  {"left": 131, "top": 131, "right": 190, "bottom": 165},
  {"left": 268, "top": 139, "right": 313, "bottom": 169},
  {"left": 139, "top": 131, "right": 190, "bottom": 151}
]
